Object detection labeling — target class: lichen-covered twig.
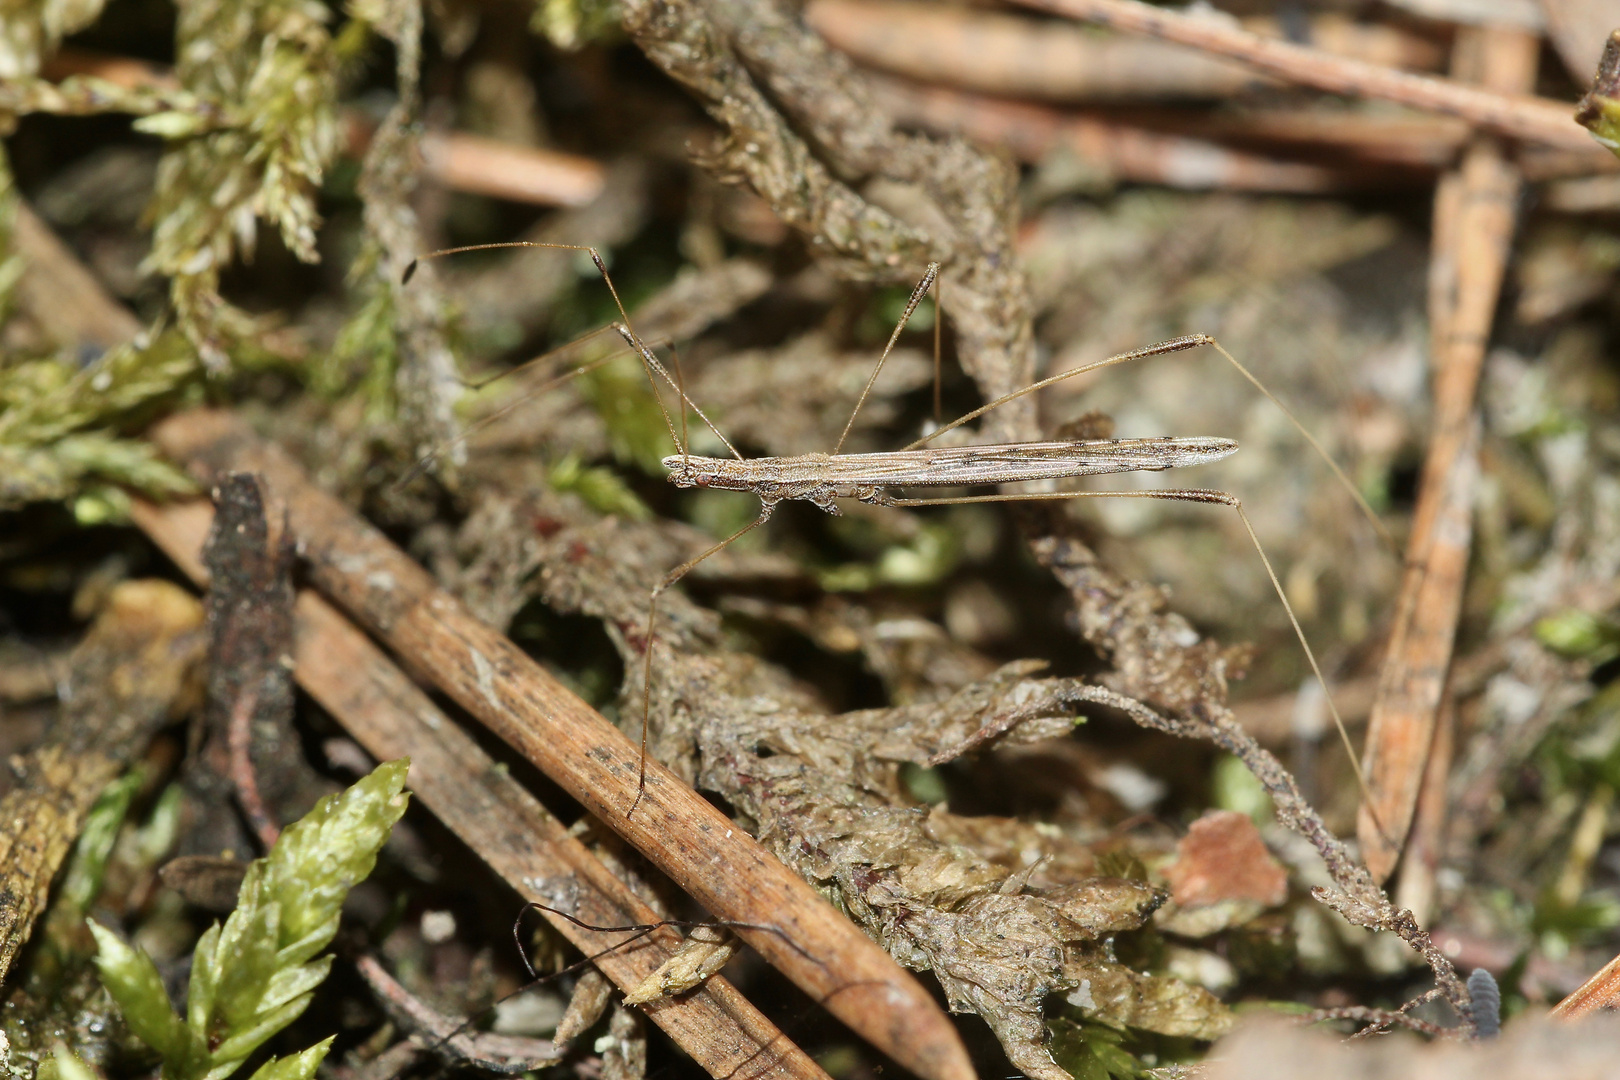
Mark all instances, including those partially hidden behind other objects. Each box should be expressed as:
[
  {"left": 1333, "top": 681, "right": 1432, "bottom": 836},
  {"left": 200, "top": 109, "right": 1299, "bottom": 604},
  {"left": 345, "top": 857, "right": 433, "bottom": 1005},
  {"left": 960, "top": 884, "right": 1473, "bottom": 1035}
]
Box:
[
  {"left": 1024, "top": 522, "right": 1473, "bottom": 1031},
  {"left": 621, "top": 0, "right": 1036, "bottom": 439}
]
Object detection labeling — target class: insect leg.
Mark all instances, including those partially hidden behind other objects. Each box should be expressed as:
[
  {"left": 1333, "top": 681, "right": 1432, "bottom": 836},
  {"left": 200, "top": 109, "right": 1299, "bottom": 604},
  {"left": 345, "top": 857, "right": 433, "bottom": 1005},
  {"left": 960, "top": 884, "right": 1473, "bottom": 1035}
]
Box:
[
  {"left": 883, "top": 486, "right": 1389, "bottom": 845},
  {"left": 631, "top": 502, "right": 777, "bottom": 818},
  {"left": 832, "top": 263, "right": 940, "bottom": 455},
  {"left": 904, "top": 334, "right": 1393, "bottom": 550}
]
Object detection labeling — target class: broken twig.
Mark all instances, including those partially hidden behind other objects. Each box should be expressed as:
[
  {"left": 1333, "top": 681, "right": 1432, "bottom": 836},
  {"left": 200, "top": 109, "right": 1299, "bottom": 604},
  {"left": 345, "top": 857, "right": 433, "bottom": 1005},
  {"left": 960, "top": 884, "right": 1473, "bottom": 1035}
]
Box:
[
  {"left": 130, "top": 495, "right": 832, "bottom": 1080},
  {"left": 137, "top": 413, "right": 974, "bottom": 1080},
  {"left": 1005, "top": 0, "right": 1590, "bottom": 149}
]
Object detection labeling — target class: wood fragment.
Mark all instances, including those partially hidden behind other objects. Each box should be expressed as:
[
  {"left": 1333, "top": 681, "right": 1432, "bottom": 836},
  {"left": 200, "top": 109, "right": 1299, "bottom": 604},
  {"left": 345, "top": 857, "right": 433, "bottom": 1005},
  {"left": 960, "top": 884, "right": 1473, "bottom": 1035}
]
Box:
[
  {"left": 1004, "top": 0, "right": 1591, "bottom": 149},
  {"left": 0, "top": 580, "right": 205, "bottom": 983},
  {"left": 356, "top": 954, "right": 562, "bottom": 1073},
  {"left": 1358, "top": 25, "right": 1536, "bottom": 884},
  {"left": 129, "top": 428, "right": 969, "bottom": 1080},
  {"left": 1550, "top": 949, "right": 1620, "bottom": 1020},
  {"left": 202, "top": 472, "right": 305, "bottom": 851},
  {"left": 602, "top": 1002, "right": 648, "bottom": 1080},
  {"left": 808, "top": 0, "right": 1445, "bottom": 103},
  {"left": 554, "top": 968, "right": 615, "bottom": 1049}
]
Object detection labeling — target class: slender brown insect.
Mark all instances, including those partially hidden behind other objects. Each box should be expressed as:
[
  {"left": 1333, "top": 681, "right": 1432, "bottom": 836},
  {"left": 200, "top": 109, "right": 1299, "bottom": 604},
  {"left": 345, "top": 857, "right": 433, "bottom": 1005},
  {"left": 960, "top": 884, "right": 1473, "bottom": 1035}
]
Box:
[{"left": 407, "top": 243, "right": 1389, "bottom": 824}]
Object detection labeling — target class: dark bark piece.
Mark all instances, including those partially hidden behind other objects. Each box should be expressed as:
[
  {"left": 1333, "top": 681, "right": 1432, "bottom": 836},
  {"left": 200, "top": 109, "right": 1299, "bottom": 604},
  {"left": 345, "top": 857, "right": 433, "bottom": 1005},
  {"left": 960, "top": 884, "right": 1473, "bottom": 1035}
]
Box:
[
  {"left": 0, "top": 580, "right": 205, "bottom": 984},
  {"left": 190, "top": 472, "right": 320, "bottom": 854}
]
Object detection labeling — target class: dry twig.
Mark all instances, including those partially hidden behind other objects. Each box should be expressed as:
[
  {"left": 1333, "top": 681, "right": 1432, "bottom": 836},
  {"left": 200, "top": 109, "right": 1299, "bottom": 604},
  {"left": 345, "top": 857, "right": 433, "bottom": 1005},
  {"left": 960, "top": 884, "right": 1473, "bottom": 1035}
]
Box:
[
  {"left": 1004, "top": 0, "right": 1590, "bottom": 149},
  {"left": 870, "top": 76, "right": 1420, "bottom": 193},
  {"left": 130, "top": 495, "right": 834, "bottom": 1080},
  {"left": 1358, "top": 25, "right": 1536, "bottom": 884},
  {"left": 807, "top": 0, "right": 1444, "bottom": 103},
  {"left": 138, "top": 412, "right": 974, "bottom": 1080}
]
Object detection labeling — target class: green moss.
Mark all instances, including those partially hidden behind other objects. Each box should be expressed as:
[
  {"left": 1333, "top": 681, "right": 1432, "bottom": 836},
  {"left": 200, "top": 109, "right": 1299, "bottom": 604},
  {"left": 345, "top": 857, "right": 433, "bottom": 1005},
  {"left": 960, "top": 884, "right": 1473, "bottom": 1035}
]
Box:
[
  {"left": 140, "top": 0, "right": 340, "bottom": 367},
  {"left": 92, "top": 760, "right": 410, "bottom": 1080}
]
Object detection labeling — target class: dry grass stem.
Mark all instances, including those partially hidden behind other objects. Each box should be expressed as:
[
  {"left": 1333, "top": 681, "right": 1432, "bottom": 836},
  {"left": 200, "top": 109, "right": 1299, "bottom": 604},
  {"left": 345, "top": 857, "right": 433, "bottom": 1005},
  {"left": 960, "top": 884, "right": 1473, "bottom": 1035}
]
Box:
[
  {"left": 1358, "top": 25, "right": 1536, "bottom": 884},
  {"left": 1006, "top": 0, "right": 1591, "bottom": 149},
  {"left": 808, "top": 0, "right": 1445, "bottom": 104},
  {"left": 870, "top": 76, "right": 1420, "bottom": 194}
]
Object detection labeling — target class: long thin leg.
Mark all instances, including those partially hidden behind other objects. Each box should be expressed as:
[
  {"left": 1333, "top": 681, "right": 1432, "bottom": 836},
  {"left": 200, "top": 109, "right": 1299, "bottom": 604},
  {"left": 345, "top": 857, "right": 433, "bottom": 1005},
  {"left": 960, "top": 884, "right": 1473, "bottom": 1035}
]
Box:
[
  {"left": 832, "top": 264, "right": 940, "bottom": 455},
  {"left": 902, "top": 333, "right": 1394, "bottom": 549},
  {"left": 630, "top": 506, "right": 775, "bottom": 817},
  {"left": 884, "top": 485, "right": 1390, "bottom": 846}
]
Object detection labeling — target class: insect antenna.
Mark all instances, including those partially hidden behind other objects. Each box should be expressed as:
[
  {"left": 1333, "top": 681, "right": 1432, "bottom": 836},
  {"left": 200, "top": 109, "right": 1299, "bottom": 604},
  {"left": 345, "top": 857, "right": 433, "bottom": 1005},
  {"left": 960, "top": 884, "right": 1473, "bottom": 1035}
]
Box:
[
  {"left": 672, "top": 342, "right": 690, "bottom": 458},
  {"left": 933, "top": 271, "right": 944, "bottom": 425},
  {"left": 513, "top": 901, "right": 820, "bottom": 967},
  {"left": 395, "top": 326, "right": 628, "bottom": 487},
  {"left": 630, "top": 509, "right": 771, "bottom": 818}
]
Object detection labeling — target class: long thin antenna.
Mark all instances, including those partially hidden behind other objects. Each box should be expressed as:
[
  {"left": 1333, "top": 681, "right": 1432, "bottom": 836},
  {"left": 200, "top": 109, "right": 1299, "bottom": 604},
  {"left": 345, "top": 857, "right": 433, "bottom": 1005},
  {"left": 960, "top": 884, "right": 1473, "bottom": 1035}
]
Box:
[
  {"left": 671, "top": 343, "right": 690, "bottom": 458},
  {"left": 405, "top": 241, "right": 742, "bottom": 463},
  {"left": 933, "top": 271, "right": 944, "bottom": 425}
]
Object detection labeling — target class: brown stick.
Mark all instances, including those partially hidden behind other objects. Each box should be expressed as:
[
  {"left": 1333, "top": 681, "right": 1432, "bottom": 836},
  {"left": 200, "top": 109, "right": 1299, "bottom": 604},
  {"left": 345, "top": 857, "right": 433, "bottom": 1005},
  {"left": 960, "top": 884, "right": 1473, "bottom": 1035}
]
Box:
[
  {"left": 130, "top": 496, "right": 831, "bottom": 1080},
  {"left": 1550, "top": 950, "right": 1620, "bottom": 1020},
  {"left": 1392, "top": 687, "right": 1456, "bottom": 927},
  {"left": 138, "top": 414, "right": 974, "bottom": 1080},
  {"left": 808, "top": 0, "right": 1444, "bottom": 103},
  {"left": 1357, "top": 26, "right": 1536, "bottom": 883},
  {"left": 416, "top": 129, "right": 604, "bottom": 208},
  {"left": 870, "top": 75, "right": 1422, "bottom": 192},
  {"left": 1004, "top": 0, "right": 1591, "bottom": 149},
  {"left": 12, "top": 204, "right": 144, "bottom": 349}
]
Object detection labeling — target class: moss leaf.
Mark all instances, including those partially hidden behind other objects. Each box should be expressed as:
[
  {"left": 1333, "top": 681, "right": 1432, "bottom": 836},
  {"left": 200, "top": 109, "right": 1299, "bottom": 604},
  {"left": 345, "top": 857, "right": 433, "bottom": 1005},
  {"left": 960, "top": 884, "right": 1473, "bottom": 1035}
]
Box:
[{"left": 88, "top": 921, "right": 197, "bottom": 1067}]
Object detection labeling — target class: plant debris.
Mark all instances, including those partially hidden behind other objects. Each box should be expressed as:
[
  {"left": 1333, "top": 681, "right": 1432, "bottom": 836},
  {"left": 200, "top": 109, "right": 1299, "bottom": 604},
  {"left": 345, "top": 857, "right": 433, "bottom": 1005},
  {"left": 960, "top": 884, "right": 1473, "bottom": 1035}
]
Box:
[{"left": 5, "top": 0, "right": 1620, "bottom": 1076}]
